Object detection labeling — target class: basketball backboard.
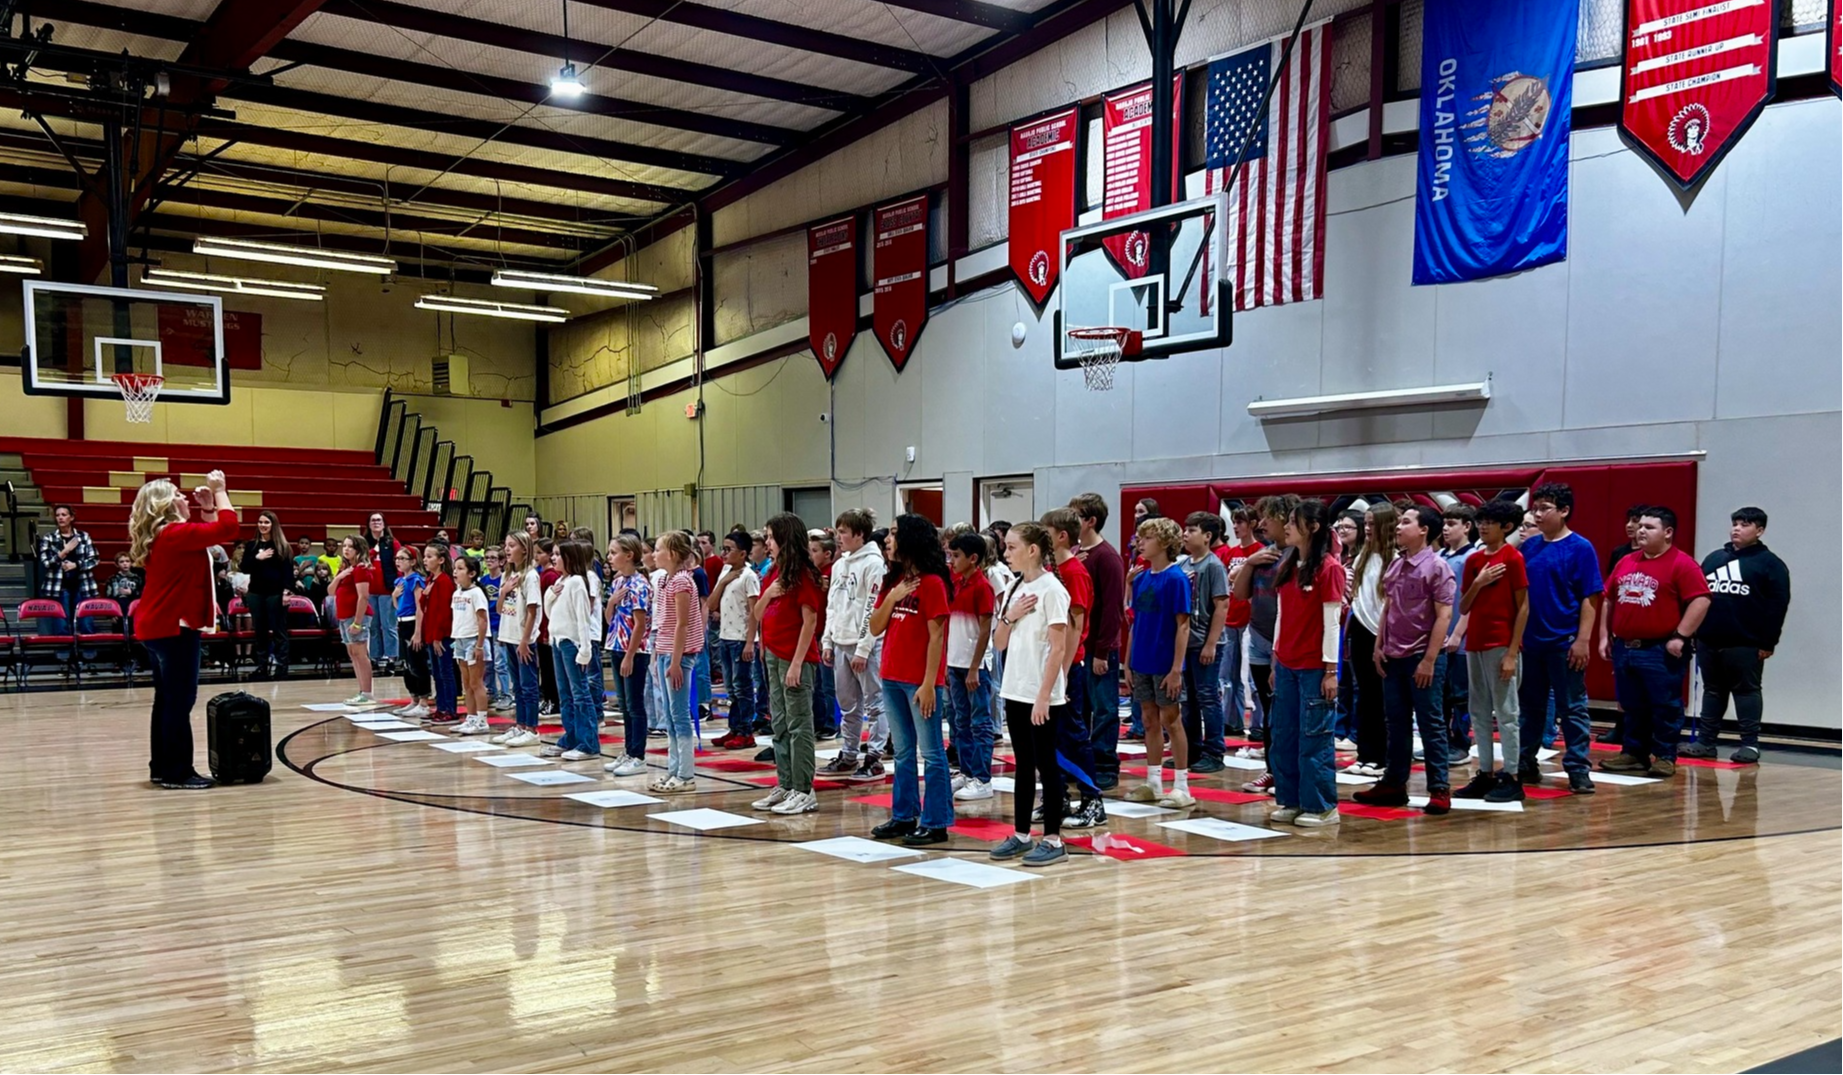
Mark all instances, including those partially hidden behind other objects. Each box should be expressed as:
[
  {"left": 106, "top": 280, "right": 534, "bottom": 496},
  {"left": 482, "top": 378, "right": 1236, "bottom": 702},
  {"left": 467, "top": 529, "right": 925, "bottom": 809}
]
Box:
[
  {"left": 1053, "top": 193, "right": 1231, "bottom": 370},
  {"left": 20, "top": 280, "right": 230, "bottom": 404}
]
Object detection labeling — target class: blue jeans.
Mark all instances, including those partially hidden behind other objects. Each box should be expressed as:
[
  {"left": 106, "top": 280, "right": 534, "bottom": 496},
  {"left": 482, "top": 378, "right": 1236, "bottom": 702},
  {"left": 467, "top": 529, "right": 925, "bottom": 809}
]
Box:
[
  {"left": 1218, "top": 627, "right": 1247, "bottom": 734},
  {"left": 654, "top": 652, "right": 699, "bottom": 779},
  {"left": 1611, "top": 641, "right": 1689, "bottom": 763},
  {"left": 946, "top": 666, "right": 994, "bottom": 783},
  {"left": 1443, "top": 644, "right": 1471, "bottom": 746},
  {"left": 814, "top": 658, "right": 838, "bottom": 737},
  {"left": 1270, "top": 663, "right": 1337, "bottom": 813},
  {"left": 1519, "top": 645, "right": 1592, "bottom": 775},
  {"left": 716, "top": 639, "right": 757, "bottom": 731},
  {"left": 1087, "top": 648, "right": 1122, "bottom": 785},
  {"left": 507, "top": 643, "right": 542, "bottom": 728},
  {"left": 1382, "top": 654, "right": 1449, "bottom": 790},
  {"left": 1182, "top": 643, "right": 1226, "bottom": 763},
  {"left": 1247, "top": 630, "right": 1274, "bottom": 735},
  {"left": 609, "top": 647, "right": 650, "bottom": 759},
  {"left": 751, "top": 655, "right": 772, "bottom": 732},
  {"left": 553, "top": 640, "right": 602, "bottom": 756},
  {"left": 430, "top": 638, "right": 459, "bottom": 715},
  {"left": 1058, "top": 661, "right": 1102, "bottom": 797},
  {"left": 691, "top": 647, "right": 713, "bottom": 722},
  {"left": 490, "top": 638, "right": 511, "bottom": 698},
  {"left": 1334, "top": 632, "right": 1358, "bottom": 741},
  {"left": 882, "top": 679, "right": 955, "bottom": 829},
  {"left": 367, "top": 594, "right": 399, "bottom": 662},
  {"left": 144, "top": 629, "right": 202, "bottom": 782}
]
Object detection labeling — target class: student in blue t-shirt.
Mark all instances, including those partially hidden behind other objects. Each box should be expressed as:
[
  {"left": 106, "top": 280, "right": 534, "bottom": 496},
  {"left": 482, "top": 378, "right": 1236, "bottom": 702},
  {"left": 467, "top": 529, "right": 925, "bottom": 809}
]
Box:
[
  {"left": 391, "top": 546, "right": 430, "bottom": 713},
  {"left": 1125, "top": 517, "right": 1193, "bottom": 808},
  {"left": 1515, "top": 482, "right": 1605, "bottom": 795},
  {"left": 481, "top": 546, "right": 509, "bottom": 708}
]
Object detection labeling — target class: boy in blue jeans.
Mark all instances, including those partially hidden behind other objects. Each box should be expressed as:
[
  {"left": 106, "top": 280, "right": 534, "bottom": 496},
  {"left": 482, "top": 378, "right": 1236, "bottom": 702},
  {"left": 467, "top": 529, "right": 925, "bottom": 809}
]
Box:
[{"left": 944, "top": 533, "right": 997, "bottom": 800}]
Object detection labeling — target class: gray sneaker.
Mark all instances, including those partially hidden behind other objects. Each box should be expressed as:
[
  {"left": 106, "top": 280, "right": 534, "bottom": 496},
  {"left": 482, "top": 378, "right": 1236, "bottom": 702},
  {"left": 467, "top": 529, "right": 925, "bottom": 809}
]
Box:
[
  {"left": 989, "top": 834, "right": 1033, "bottom": 861},
  {"left": 1678, "top": 742, "right": 1718, "bottom": 759},
  {"left": 1021, "top": 841, "right": 1067, "bottom": 867}
]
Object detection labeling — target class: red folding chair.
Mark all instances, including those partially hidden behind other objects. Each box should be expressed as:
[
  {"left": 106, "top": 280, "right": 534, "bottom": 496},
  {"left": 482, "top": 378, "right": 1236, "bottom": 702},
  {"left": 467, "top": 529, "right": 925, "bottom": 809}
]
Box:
[
  {"left": 223, "top": 596, "right": 255, "bottom": 676},
  {"left": 125, "top": 599, "right": 146, "bottom": 684},
  {"left": 75, "top": 597, "right": 128, "bottom": 680},
  {"left": 286, "top": 595, "right": 334, "bottom": 677},
  {"left": 16, "top": 598, "right": 75, "bottom": 687},
  {"left": 0, "top": 613, "right": 19, "bottom": 690}
]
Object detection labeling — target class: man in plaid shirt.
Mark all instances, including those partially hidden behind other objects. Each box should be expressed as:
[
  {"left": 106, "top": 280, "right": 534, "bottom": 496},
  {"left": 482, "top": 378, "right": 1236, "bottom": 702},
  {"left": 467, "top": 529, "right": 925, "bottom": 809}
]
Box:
[{"left": 36, "top": 505, "right": 99, "bottom": 634}]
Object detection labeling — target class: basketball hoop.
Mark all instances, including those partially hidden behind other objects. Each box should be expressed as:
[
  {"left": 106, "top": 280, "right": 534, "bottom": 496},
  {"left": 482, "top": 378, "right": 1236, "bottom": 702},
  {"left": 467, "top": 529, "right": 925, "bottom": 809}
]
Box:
[
  {"left": 1065, "top": 327, "right": 1142, "bottom": 391},
  {"left": 111, "top": 372, "right": 164, "bottom": 423}
]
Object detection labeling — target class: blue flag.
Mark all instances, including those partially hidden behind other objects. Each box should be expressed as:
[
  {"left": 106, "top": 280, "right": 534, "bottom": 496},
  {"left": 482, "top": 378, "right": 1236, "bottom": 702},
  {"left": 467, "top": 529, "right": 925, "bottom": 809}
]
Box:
[{"left": 1412, "top": 0, "right": 1576, "bottom": 285}]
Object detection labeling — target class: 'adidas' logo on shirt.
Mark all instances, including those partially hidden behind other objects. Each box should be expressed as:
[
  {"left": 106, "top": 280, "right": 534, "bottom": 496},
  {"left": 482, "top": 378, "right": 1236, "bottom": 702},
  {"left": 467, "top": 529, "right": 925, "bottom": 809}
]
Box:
[{"left": 1706, "top": 560, "right": 1750, "bottom": 596}]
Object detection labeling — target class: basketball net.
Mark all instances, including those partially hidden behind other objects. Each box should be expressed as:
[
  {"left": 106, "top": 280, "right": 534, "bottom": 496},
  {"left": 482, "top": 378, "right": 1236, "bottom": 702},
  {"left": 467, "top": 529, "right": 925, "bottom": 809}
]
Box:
[
  {"left": 1065, "top": 327, "right": 1138, "bottom": 392},
  {"left": 111, "top": 372, "right": 164, "bottom": 424}
]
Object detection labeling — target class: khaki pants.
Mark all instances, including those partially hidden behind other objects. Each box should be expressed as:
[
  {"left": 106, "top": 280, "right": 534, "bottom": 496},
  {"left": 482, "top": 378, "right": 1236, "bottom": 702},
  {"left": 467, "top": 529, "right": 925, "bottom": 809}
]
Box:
[{"left": 765, "top": 654, "right": 816, "bottom": 792}]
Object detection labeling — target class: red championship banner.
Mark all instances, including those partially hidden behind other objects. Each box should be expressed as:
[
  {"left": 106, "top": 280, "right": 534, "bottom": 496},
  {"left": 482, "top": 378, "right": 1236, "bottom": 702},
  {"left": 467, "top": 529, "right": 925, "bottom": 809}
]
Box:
[
  {"left": 1008, "top": 108, "right": 1079, "bottom": 306},
  {"left": 157, "top": 305, "right": 261, "bottom": 369},
  {"left": 1829, "top": 0, "right": 1840, "bottom": 97},
  {"left": 1618, "top": 0, "right": 1778, "bottom": 191},
  {"left": 807, "top": 216, "right": 858, "bottom": 380},
  {"left": 1100, "top": 77, "right": 1183, "bottom": 278},
  {"left": 872, "top": 194, "right": 929, "bottom": 372}
]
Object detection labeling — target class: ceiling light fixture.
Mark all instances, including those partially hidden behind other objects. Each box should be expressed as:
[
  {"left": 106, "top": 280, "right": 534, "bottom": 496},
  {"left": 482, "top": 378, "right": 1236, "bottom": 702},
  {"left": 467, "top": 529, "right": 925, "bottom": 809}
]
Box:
[
  {"left": 144, "top": 268, "right": 326, "bottom": 301},
  {"left": 0, "top": 253, "right": 43, "bottom": 275},
  {"left": 416, "top": 294, "right": 570, "bottom": 323},
  {"left": 491, "top": 268, "right": 655, "bottom": 299},
  {"left": 550, "top": 1, "right": 586, "bottom": 97},
  {"left": 193, "top": 237, "right": 396, "bottom": 274},
  {"left": 0, "top": 213, "right": 87, "bottom": 241}
]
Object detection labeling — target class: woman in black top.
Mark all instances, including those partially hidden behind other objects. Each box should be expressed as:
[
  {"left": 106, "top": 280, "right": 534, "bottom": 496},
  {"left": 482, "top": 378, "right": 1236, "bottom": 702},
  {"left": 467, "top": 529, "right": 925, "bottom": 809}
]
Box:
[
  {"left": 366, "top": 512, "right": 403, "bottom": 673},
  {"left": 240, "top": 510, "right": 296, "bottom": 679}
]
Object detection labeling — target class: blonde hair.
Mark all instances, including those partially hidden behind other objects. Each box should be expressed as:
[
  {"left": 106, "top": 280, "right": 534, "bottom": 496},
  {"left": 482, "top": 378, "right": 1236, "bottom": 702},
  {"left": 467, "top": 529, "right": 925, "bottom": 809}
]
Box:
[
  {"left": 1352, "top": 502, "right": 1400, "bottom": 601},
  {"left": 128, "top": 480, "right": 184, "bottom": 567},
  {"left": 654, "top": 530, "right": 693, "bottom": 571},
  {"left": 1136, "top": 516, "right": 1182, "bottom": 560}
]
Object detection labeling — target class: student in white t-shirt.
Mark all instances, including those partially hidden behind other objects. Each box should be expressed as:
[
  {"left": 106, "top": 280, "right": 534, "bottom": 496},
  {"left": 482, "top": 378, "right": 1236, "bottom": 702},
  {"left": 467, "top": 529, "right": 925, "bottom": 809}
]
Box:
[
  {"left": 707, "top": 530, "right": 762, "bottom": 750},
  {"left": 492, "top": 531, "right": 544, "bottom": 747},
  {"left": 450, "top": 555, "right": 492, "bottom": 735},
  {"left": 990, "top": 522, "right": 1073, "bottom": 869}
]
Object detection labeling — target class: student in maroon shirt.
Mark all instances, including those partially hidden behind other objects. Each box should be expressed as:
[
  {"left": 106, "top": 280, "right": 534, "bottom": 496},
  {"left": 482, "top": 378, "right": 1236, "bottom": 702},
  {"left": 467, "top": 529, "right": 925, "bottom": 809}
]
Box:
[
  {"left": 1597, "top": 506, "right": 1711, "bottom": 778},
  {"left": 1070, "top": 492, "right": 1126, "bottom": 789}
]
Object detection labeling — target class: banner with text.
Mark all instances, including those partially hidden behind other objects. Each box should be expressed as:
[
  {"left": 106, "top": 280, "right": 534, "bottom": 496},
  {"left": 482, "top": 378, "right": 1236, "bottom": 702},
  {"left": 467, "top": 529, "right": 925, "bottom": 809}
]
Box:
[
  {"left": 807, "top": 216, "right": 858, "bottom": 380},
  {"left": 872, "top": 194, "right": 930, "bottom": 372},
  {"left": 1618, "top": 0, "right": 1778, "bottom": 191},
  {"left": 1008, "top": 108, "right": 1079, "bottom": 305},
  {"left": 158, "top": 305, "right": 261, "bottom": 369},
  {"left": 1100, "top": 77, "right": 1184, "bottom": 279}
]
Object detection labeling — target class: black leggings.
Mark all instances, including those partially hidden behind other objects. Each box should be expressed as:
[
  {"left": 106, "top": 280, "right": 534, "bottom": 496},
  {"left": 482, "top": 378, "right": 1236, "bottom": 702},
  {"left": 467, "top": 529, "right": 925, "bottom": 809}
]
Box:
[
  {"left": 1347, "top": 620, "right": 1386, "bottom": 764},
  {"left": 537, "top": 642, "right": 559, "bottom": 707},
  {"left": 247, "top": 591, "right": 289, "bottom": 673},
  {"left": 1005, "top": 698, "right": 1072, "bottom": 838},
  {"left": 1251, "top": 659, "right": 1274, "bottom": 738},
  {"left": 397, "top": 622, "right": 431, "bottom": 698}
]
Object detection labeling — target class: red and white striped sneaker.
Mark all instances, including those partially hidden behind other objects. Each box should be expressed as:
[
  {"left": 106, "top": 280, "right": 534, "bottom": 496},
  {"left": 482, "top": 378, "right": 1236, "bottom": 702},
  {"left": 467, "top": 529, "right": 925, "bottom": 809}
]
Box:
[{"left": 1241, "top": 770, "right": 1274, "bottom": 795}]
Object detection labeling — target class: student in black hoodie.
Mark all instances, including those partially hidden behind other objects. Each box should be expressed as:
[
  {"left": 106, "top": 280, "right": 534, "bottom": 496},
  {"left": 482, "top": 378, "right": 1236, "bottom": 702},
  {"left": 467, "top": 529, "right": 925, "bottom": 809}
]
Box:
[{"left": 1681, "top": 507, "right": 1789, "bottom": 764}]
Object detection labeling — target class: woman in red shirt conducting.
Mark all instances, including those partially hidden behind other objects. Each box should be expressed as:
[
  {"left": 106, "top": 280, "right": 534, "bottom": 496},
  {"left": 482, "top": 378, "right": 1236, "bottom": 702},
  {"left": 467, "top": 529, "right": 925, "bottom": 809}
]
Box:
[{"left": 128, "top": 470, "right": 239, "bottom": 789}]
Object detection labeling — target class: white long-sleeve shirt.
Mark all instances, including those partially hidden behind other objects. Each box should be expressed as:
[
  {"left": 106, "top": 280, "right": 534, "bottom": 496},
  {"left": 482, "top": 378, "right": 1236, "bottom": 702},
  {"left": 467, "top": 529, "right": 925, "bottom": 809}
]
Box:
[
  {"left": 822, "top": 543, "right": 887, "bottom": 657},
  {"left": 543, "top": 574, "right": 597, "bottom": 658}
]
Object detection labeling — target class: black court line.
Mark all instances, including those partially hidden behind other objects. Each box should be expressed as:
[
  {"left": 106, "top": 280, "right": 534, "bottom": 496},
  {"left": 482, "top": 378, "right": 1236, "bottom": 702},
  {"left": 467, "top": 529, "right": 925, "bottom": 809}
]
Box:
[
  {"left": 278, "top": 719, "right": 1843, "bottom": 860},
  {"left": 1745, "top": 1038, "right": 1842, "bottom": 1073}
]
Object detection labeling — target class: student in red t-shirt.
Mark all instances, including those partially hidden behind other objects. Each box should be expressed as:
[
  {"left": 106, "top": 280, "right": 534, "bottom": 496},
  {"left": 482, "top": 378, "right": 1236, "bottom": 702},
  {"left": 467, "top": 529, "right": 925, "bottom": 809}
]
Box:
[
  {"left": 750, "top": 512, "right": 827, "bottom": 814},
  {"left": 866, "top": 515, "right": 956, "bottom": 845},
  {"left": 1216, "top": 507, "right": 1266, "bottom": 739},
  {"left": 944, "top": 532, "right": 998, "bottom": 799},
  {"left": 1597, "top": 506, "right": 1712, "bottom": 777},
  {"left": 1235, "top": 499, "right": 1348, "bottom": 827},
  {"left": 1455, "top": 499, "right": 1529, "bottom": 800},
  {"left": 331, "top": 536, "right": 376, "bottom": 704},
  {"left": 418, "top": 544, "right": 459, "bottom": 724}
]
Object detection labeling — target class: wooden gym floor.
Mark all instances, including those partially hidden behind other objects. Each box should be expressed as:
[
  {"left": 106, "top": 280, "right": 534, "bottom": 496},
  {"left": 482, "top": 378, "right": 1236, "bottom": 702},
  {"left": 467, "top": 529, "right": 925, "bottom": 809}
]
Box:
[{"left": 3, "top": 676, "right": 1838, "bottom": 1073}]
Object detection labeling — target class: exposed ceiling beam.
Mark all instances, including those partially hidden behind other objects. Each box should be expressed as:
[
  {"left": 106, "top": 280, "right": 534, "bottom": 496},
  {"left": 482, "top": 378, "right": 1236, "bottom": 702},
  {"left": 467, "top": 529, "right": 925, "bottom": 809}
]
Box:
[
  {"left": 225, "top": 83, "right": 750, "bottom": 179},
  {"left": 47, "top": 1, "right": 804, "bottom": 147},
  {"left": 872, "top": 0, "right": 1030, "bottom": 33},
  {"left": 317, "top": 0, "right": 868, "bottom": 111},
  {"left": 565, "top": 0, "right": 936, "bottom": 74}
]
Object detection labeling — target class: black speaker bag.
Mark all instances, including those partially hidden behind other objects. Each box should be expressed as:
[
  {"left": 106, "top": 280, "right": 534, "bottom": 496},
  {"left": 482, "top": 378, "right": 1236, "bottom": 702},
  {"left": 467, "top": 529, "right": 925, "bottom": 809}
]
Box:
[{"left": 207, "top": 691, "right": 272, "bottom": 785}]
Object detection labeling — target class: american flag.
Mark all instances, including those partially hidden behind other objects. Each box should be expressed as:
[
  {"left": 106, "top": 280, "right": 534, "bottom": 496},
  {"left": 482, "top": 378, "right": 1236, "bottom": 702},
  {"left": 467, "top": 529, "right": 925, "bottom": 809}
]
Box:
[{"left": 1204, "top": 23, "right": 1332, "bottom": 311}]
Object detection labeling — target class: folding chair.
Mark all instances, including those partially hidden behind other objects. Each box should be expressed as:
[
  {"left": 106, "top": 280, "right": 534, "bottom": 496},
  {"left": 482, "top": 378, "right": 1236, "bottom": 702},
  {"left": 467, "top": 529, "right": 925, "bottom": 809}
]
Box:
[
  {"left": 125, "top": 599, "right": 146, "bottom": 684},
  {"left": 0, "top": 613, "right": 19, "bottom": 690},
  {"left": 225, "top": 597, "right": 256, "bottom": 677},
  {"left": 16, "top": 598, "right": 75, "bottom": 687},
  {"left": 286, "top": 594, "right": 336, "bottom": 678},
  {"left": 74, "top": 597, "right": 129, "bottom": 681}
]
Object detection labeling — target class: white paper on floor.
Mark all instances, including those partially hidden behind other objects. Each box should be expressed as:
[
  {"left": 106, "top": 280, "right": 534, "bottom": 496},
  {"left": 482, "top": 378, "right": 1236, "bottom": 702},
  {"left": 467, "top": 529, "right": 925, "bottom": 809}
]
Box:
[
  {"left": 430, "top": 740, "right": 503, "bottom": 753},
  {"left": 1408, "top": 795, "right": 1523, "bottom": 813},
  {"left": 891, "top": 858, "right": 1040, "bottom": 889},
  {"left": 1158, "top": 817, "right": 1289, "bottom": 842},
  {"left": 303, "top": 703, "right": 358, "bottom": 712},
  {"left": 1115, "top": 743, "right": 1148, "bottom": 757},
  {"left": 352, "top": 719, "right": 418, "bottom": 731},
  {"left": 1103, "top": 800, "right": 1176, "bottom": 819},
  {"left": 987, "top": 776, "right": 1016, "bottom": 793},
  {"left": 566, "top": 789, "right": 664, "bottom": 808},
  {"left": 1221, "top": 755, "right": 1268, "bottom": 770},
  {"left": 815, "top": 748, "right": 841, "bottom": 761},
  {"left": 794, "top": 836, "right": 926, "bottom": 863},
  {"left": 1335, "top": 771, "right": 1377, "bottom": 785},
  {"left": 647, "top": 808, "right": 763, "bottom": 831},
  {"left": 1571, "top": 771, "right": 1660, "bottom": 786},
  {"left": 508, "top": 770, "right": 597, "bottom": 786},
  {"left": 376, "top": 729, "right": 447, "bottom": 742},
  {"left": 475, "top": 753, "right": 552, "bottom": 768},
  {"left": 1467, "top": 745, "right": 1558, "bottom": 760}
]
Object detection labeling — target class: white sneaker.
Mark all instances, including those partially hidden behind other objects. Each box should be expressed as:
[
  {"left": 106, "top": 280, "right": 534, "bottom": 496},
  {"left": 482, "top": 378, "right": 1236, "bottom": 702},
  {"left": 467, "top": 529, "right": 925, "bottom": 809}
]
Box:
[
  {"left": 539, "top": 744, "right": 565, "bottom": 758},
  {"left": 605, "top": 755, "right": 649, "bottom": 777},
  {"left": 1234, "top": 745, "right": 1266, "bottom": 759},
  {"left": 560, "top": 749, "right": 595, "bottom": 761},
  {"left": 455, "top": 717, "right": 490, "bottom": 735},
  {"left": 953, "top": 779, "right": 993, "bottom": 801},
  {"left": 402, "top": 704, "right": 431, "bottom": 719},
  {"left": 950, "top": 773, "right": 969, "bottom": 792},
  {"left": 1294, "top": 807, "right": 1341, "bottom": 826},
  {"left": 345, "top": 692, "right": 374, "bottom": 705},
  {"left": 1270, "top": 806, "right": 1302, "bottom": 824},
  {"left": 771, "top": 790, "right": 819, "bottom": 814},
  {"left": 502, "top": 727, "right": 539, "bottom": 748},
  {"left": 752, "top": 786, "right": 791, "bottom": 811},
  {"left": 1334, "top": 738, "right": 1358, "bottom": 753}
]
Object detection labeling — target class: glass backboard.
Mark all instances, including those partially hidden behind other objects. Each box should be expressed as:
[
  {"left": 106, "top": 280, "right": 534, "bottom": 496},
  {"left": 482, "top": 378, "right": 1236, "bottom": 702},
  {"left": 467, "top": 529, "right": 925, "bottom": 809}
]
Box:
[{"left": 21, "top": 280, "right": 230, "bottom": 403}]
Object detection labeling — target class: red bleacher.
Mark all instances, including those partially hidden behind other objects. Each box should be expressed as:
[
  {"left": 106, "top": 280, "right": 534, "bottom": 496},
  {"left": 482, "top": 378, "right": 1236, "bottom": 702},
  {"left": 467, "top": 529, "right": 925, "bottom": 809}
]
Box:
[{"left": 0, "top": 438, "right": 445, "bottom": 578}]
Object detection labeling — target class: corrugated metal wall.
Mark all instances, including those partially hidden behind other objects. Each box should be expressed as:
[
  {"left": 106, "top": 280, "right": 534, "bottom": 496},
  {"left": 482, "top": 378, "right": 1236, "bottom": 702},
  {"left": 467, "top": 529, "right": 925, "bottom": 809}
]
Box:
[{"left": 636, "top": 484, "right": 783, "bottom": 537}]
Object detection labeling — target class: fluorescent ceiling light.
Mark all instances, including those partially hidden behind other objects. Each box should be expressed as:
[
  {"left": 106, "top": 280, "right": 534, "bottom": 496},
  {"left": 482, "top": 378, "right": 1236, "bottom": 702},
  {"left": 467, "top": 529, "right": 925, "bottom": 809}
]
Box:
[
  {"left": 491, "top": 268, "right": 655, "bottom": 299},
  {"left": 193, "top": 237, "right": 396, "bottom": 274},
  {"left": 0, "top": 213, "right": 86, "bottom": 240},
  {"left": 416, "top": 294, "right": 570, "bottom": 323},
  {"left": 144, "top": 268, "right": 326, "bottom": 301},
  {"left": 1247, "top": 381, "right": 1492, "bottom": 420},
  {"left": 0, "top": 253, "right": 43, "bottom": 275},
  {"left": 551, "top": 62, "right": 586, "bottom": 97}
]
